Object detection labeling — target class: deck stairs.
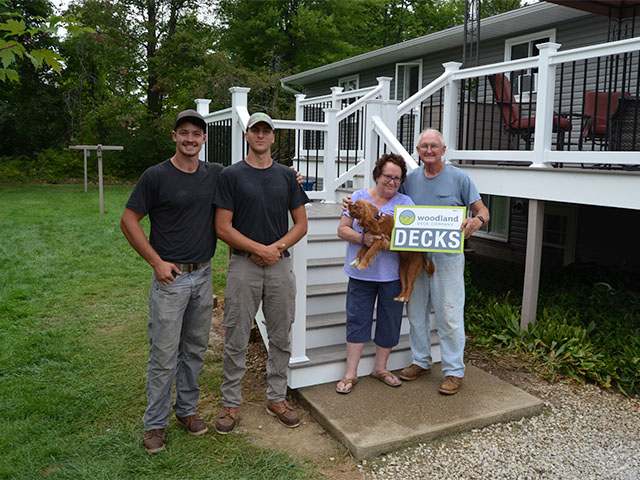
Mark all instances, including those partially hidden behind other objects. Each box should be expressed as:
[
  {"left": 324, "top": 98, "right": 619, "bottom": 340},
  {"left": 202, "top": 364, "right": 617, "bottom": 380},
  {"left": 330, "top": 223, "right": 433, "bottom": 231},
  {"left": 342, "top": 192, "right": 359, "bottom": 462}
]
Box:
[{"left": 286, "top": 201, "right": 441, "bottom": 389}]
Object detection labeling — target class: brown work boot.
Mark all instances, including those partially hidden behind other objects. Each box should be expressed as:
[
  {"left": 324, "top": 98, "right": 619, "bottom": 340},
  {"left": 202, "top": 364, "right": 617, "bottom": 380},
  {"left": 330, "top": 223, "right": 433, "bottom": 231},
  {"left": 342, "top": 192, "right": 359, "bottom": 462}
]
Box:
[
  {"left": 439, "top": 375, "right": 463, "bottom": 395},
  {"left": 176, "top": 413, "right": 208, "bottom": 436},
  {"left": 215, "top": 406, "right": 239, "bottom": 434},
  {"left": 399, "top": 363, "right": 430, "bottom": 381},
  {"left": 143, "top": 428, "right": 165, "bottom": 453},
  {"left": 266, "top": 400, "right": 300, "bottom": 428}
]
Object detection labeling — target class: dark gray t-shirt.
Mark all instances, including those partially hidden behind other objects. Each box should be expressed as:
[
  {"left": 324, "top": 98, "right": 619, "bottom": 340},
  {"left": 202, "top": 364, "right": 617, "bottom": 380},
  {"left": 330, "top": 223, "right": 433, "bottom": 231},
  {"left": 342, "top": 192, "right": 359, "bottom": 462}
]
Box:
[
  {"left": 126, "top": 159, "right": 223, "bottom": 263},
  {"left": 214, "top": 160, "right": 309, "bottom": 245}
]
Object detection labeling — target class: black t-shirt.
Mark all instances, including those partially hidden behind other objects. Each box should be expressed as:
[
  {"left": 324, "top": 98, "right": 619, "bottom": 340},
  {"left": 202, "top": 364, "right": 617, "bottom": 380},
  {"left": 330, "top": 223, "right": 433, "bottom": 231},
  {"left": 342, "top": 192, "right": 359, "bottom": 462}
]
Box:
[
  {"left": 126, "top": 159, "right": 223, "bottom": 263},
  {"left": 214, "top": 160, "right": 309, "bottom": 245}
]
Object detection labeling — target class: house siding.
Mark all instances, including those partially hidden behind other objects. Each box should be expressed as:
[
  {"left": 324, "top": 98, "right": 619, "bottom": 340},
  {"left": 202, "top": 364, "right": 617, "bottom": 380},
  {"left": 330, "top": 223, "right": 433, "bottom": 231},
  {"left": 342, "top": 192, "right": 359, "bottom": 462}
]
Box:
[{"left": 294, "top": 9, "right": 639, "bottom": 275}]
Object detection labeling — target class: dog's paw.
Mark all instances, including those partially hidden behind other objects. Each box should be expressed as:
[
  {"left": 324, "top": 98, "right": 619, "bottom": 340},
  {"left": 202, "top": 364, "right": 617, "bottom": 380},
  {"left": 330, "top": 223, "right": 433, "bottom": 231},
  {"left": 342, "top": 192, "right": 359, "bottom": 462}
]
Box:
[
  {"left": 349, "top": 259, "right": 360, "bottom": 267},
  {"left": 357, "top": 262, "right": 369, "bottom": 270},
  {"left": 394, "top": 296, "right": 407, "bottom": 303}
]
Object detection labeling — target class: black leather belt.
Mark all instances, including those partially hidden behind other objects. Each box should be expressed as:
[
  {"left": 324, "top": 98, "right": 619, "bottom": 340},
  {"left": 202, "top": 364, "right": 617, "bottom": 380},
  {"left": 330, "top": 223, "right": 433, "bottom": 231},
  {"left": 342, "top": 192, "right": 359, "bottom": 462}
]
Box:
[
  {"left": 173, "top": 261, "right": 208, "bottom": 272},
  {"left": 232, "top": 248, "right": 290, "bottom": 258}
]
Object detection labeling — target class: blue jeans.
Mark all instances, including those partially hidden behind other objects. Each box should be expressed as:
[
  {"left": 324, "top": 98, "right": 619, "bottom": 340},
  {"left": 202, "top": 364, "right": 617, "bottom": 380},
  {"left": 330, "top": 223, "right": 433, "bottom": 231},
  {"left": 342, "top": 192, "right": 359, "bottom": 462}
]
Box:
[
  {"left": 143, "top": 263, "right": 213, "bottom": 430},
  {"left": 346, "top": 278, "right": 403, "bottom": 348},
  {"left": 406, "top": 252, "right": 466, "bottom": 377}
]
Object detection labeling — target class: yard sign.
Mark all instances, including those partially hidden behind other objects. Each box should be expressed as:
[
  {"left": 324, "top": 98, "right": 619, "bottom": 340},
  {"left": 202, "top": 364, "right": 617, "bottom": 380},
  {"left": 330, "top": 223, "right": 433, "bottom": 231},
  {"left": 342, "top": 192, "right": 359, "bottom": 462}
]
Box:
[{"left": 390, "top": 205, "right": 466, "bottom": 254}]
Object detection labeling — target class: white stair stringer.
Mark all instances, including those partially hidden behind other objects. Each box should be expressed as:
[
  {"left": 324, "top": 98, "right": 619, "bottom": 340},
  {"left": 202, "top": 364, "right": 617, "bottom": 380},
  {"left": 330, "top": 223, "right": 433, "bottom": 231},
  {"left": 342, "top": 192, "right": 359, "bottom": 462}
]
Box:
[{"left": 284, "top": 202, "right": 442, "bottom": 389}]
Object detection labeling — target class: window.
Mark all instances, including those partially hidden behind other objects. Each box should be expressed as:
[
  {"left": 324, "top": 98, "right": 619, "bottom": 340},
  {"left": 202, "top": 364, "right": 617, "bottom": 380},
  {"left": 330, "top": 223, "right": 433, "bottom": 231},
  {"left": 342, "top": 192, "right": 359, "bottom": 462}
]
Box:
[
  {"left": 504, "top": 29, "right": 555, "bottom": 101},
  {"left": 338, "top": 74, "right": 359, "bottom": 92},
  {"left": 395, "top": 61, "right": 422, "bottom": 101},
  {"left": 474, "top": 194, "right": 509, "bottom": 241},
  {"left": 543, "top": 203, "right": 578, "bottom": 266}
]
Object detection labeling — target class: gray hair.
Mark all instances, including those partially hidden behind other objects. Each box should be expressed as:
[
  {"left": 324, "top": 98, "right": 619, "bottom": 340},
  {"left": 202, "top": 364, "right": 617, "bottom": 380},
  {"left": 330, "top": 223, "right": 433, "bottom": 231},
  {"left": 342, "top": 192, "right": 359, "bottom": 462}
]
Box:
[{"left": 419, "top": 128, "right": 445, "bottom": 147}]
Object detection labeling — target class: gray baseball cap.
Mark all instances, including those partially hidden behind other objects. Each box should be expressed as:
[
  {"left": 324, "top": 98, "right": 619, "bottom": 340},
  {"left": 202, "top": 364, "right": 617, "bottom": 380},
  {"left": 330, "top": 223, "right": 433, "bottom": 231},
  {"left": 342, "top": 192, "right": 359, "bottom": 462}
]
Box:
[
  {"left": 174, "top": 109, "right": 206, "bottom": 132},
  {"left": 247, "top": 112, "right": 275, "bottom": 130}
]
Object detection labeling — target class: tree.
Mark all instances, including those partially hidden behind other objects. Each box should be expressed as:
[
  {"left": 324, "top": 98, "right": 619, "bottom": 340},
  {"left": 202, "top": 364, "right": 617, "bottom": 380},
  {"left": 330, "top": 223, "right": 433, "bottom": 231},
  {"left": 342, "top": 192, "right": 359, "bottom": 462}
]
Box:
[{"left": 0, "top": 0, "right": 92, "bottom": 82}]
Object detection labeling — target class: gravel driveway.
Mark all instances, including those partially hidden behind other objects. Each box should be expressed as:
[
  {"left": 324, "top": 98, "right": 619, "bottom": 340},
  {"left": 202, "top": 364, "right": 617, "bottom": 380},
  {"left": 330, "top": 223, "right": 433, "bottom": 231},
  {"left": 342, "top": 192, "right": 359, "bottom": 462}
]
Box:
[{"left": 361, "top": 366, "right": 640, "bottom": 480}]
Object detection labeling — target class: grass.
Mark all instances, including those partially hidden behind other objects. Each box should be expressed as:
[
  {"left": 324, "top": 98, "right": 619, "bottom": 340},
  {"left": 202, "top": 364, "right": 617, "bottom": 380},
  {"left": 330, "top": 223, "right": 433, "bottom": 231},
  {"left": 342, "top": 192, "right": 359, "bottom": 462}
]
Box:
[{"left": 0, "top": 184, "right": 314, "bottom": 480}]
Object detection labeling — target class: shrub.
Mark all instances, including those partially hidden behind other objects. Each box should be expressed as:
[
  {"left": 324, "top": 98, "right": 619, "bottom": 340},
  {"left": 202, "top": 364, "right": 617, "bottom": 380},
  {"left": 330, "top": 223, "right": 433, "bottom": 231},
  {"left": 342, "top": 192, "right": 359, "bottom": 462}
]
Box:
[{"left": 466, "top": 260, "right": 640, "bottom": 396}]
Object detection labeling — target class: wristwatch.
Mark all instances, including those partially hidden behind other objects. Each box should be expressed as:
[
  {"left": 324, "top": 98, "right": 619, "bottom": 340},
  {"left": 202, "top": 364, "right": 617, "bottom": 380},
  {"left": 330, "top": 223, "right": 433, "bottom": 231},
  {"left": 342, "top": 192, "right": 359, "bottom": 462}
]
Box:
[{"left": 477, "top": 215, "right": 485, "bottom": 226}]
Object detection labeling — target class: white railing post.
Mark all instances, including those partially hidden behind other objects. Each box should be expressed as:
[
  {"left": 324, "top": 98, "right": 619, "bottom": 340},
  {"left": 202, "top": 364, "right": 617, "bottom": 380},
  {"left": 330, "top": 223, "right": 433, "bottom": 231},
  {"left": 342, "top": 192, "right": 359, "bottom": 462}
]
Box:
[
  {"left": 289, "top": 204, "right": 310, "bottom": 364},
  {"left": 295, "top": 93, "right": 306, "bottom": 156},
  {"left": 381, "top": 99, "right": 400, "bottom": 137},
  {"left": 331, "top": 86, "right": 344, "bottom": 109},
  {"left": 323, "top": 107, "right": 339, "bottom": 202},
  {"left": 364, "top": 99, "right": 383, "bottom": 190},
  {"left": 441, "top": 62, "right": 462, "bottom": 159},
  {"left": 532, "top": 42, "right": 560, "bottom": 167},
  {"left": 195, "top": 98, "right": 211, "bottom": 161},
  {"left": 376, "top": 76, "right": 393, "bottom": 101},
  {"left": 411, "top": 106, "right": 422, "bottom": 161},
  {"left": 230, "top": 87, "right": 250, "bottom": 164}
]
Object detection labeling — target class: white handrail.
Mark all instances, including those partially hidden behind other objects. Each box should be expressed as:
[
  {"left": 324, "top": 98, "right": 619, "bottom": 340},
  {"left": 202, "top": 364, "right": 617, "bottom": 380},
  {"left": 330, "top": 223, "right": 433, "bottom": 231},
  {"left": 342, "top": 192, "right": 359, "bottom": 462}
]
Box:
[
  {"left": 296, "top": 86, "right": 376, "bottom": 106},
  {"left": 336, "top": 84, "right": 384, "bottom": 121},
  {"left": 203, "top": 108, "right": 232, "bottom": 123},
  {"left": 372, "top": 116, "right": 419, "bottom": 170},
  {"left": 397, "top": 69, "right": 453, "bottom": 117},
  {"left": 549, "top": 35, "right": 640, "bottom": 65}
]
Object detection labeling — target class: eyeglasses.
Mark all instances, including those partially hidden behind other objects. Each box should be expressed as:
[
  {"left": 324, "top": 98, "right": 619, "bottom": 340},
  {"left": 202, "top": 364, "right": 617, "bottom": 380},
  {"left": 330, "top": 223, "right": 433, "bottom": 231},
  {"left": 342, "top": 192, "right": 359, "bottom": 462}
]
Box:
[
  {"left": 417, "top": 144, "right": 442, "bottom": 151},
  {"left": 380, "top": 173, "right": 402, "bottom": 184}
]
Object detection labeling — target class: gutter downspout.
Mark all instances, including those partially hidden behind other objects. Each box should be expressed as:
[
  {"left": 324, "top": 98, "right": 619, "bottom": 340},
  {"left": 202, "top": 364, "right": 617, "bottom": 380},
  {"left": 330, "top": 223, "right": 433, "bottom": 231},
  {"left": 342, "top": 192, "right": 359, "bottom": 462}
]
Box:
[{"left": 280, "top": 79, "right": 303, "bottom": 96}]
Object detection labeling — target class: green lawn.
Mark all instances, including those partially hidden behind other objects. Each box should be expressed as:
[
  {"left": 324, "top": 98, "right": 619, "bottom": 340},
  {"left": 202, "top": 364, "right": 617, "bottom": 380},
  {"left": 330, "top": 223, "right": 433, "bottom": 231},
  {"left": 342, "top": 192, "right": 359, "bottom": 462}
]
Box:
[{"left": 0, "top": 184, "right": 314, "bottom": 479}]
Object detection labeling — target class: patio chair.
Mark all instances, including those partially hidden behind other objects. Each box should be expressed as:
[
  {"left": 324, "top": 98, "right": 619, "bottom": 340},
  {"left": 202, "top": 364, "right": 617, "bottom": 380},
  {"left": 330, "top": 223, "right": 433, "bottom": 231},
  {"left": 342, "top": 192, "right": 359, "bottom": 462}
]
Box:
[
  {"left": 579, "top": 90, "right": 629, "bottom": 150},
  {"left": 488, "top": 73, "right": 572, "bottom": 150}
]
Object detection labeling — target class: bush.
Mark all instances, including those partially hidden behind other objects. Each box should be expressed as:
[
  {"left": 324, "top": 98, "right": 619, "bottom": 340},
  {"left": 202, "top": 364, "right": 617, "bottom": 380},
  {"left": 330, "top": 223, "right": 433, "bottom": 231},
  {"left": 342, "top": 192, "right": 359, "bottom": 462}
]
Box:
[
  {"left": 466, "top": 260, "right": 640, "bottom": 396},
  {"left": 0, "top": 149, "right": 84, "bottom": 183}
]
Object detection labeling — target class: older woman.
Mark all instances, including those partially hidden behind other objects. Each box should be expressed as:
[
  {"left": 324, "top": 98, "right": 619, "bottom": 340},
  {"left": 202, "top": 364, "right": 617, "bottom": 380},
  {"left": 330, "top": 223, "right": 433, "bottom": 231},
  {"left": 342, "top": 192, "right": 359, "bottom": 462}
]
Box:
[{"left": 336, "top": 153, "right": 414, "bottom": 394}]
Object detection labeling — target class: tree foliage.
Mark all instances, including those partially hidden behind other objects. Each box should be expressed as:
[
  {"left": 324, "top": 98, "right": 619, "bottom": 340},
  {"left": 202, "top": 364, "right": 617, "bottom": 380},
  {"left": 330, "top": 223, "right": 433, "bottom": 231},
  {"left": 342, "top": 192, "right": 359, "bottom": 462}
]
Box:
[
  {"left": 0, "top": 0, "right": 92, "bottom": 82},
  {"left": 0, "top": 0, "right": 522, "bottom": 178}
]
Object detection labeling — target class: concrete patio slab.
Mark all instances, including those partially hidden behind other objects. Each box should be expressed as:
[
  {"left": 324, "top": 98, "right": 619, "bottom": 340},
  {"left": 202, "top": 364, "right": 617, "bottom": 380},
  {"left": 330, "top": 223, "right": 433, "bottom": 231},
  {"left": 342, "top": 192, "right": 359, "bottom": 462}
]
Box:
[{"left": 294, "top": 364, "right": 544, "bottom": 459}]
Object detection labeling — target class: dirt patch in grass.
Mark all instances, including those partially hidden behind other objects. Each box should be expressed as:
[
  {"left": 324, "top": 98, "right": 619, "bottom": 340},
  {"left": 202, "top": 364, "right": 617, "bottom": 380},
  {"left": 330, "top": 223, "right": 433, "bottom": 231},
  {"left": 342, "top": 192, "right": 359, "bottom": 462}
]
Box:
[
  {"left": 208, "top": 303, "right": 571, "bottom": 479},
  {"left": 209, "top": 304, "right": 364, "bottom": 479}
]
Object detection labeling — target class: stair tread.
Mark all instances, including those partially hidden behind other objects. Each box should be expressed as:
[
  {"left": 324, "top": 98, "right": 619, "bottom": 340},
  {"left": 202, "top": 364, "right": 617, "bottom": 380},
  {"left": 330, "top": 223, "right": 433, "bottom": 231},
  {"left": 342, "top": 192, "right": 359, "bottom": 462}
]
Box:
[
  {"left": 307, "top": 310, "right": 408, "bottom": 329},
  {"left": 308, "top": 233, "right": 342, "bottom": 242},
  {"left": 307, "top": 257, "right": 345, "bottom": 267},
  {"left": 291, "top": 331, "right": 440, "bottom": 369},
  {"left": 306, "top": 204, "right": 343, "bottom": 218},
  {"left": 307, "top": 282, "right": 348, "bottom": 296}
]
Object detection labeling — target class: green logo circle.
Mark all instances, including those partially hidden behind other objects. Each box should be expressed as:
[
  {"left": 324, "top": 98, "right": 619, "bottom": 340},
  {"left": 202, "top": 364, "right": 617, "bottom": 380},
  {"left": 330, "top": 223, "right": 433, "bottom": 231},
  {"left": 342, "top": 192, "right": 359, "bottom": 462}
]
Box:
[{"left": 398, "top": 210, "right": 415, "bottom": 225}]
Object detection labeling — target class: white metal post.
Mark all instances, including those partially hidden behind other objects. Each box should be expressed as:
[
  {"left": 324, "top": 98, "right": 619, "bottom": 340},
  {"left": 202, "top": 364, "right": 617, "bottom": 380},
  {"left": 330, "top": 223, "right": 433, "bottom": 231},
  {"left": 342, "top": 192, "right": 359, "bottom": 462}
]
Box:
[
  {"left": 330, "top": 86, "right": 344, "bottom": 110},
  {"left": 381, "top": 100, "right": 400, "bottom": 137},
  {"left": 230, "top": 87, "right": 250, "bottom": 164},
  {"left": 295, "top": 93, "right": 306, "bottom": 160},
  {"left": 323, "top": 107, "right": 338, "bottom": 202},
  {"left": 532, "top": 42, "right": 560, "bottom": 167},
  {"left": 521, "top": 199, "right": 545, "bottom": 329},
  {"left": 195, "top": 98, "right": 211, "bottom": 161},
  {"left": 441, "top": 62, "right": 462, "bottom": 159},
  {"left": 376, "top": 76, "right": 393, "bottom": 101},
  {"left": 289, "top": 204, "right": 310, "bottom": 365},
  {"left": 411, "top": 106, "right": 421, "bottom": 161},
  {"left": 364, "top": 99, "right": 383, "bottom": 190}
]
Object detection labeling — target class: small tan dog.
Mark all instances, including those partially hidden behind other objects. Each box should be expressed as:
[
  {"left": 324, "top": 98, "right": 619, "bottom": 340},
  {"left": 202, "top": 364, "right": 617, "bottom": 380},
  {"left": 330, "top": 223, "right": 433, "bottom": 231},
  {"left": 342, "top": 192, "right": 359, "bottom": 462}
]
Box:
[{"left": 348, "top": 199, "right": 434, "bottom": 303}]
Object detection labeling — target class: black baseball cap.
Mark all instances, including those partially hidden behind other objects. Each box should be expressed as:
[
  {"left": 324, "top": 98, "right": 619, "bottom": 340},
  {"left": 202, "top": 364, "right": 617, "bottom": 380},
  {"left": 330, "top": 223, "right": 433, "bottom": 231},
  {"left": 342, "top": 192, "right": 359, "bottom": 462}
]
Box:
[{"left": 174, "top": 109, "right": 206, "bottom": 132}]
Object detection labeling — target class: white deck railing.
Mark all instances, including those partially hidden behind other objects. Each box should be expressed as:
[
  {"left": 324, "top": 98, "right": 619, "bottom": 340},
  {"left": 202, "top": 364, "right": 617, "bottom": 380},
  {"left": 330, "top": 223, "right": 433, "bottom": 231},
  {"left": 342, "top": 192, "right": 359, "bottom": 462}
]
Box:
[{"left": 196, "top": 36, "right": 640, "bottom": 365}]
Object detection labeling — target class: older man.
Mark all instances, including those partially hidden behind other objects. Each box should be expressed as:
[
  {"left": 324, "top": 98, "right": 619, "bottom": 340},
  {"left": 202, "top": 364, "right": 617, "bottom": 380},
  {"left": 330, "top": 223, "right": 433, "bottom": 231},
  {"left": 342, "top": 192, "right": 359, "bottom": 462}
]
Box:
[{"left": 398, "top": 128, "right": 490, "bottom": 395}]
